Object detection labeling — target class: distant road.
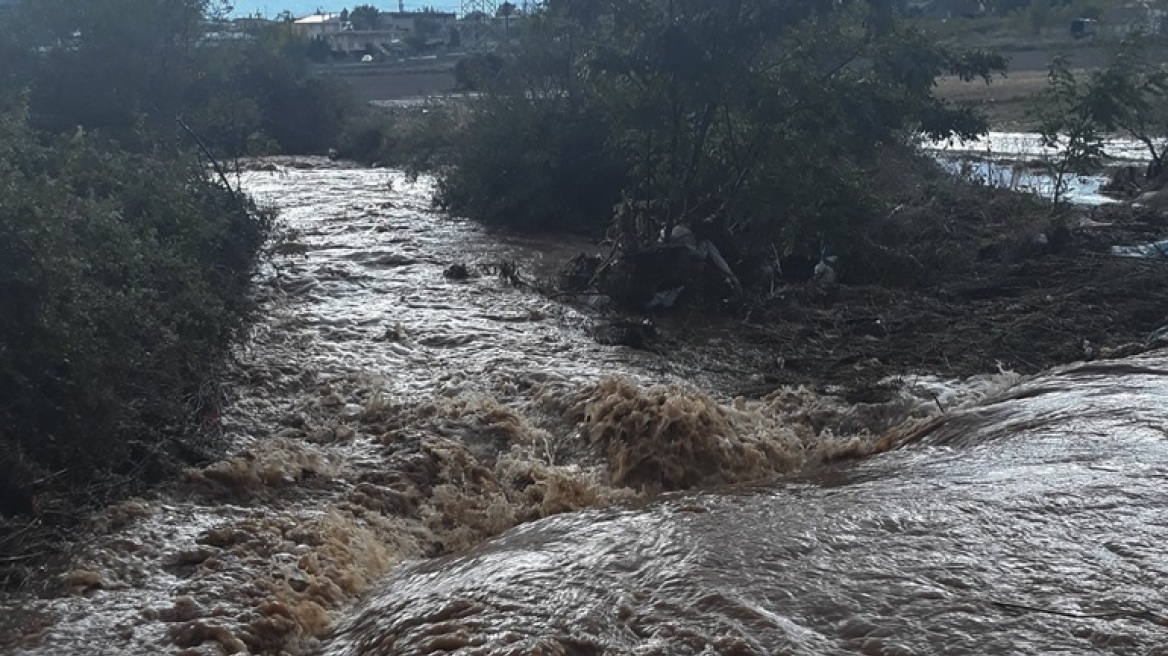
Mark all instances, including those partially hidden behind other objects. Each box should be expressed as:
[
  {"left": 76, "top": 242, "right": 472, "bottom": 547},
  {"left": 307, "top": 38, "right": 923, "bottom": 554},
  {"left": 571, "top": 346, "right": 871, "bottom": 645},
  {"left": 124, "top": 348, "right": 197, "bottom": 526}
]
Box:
[
  {"left": 1000, "top": 46, "right": 1108, "bottom": 72},
  {"left": 337, "top": 70, "right": 458, "bottom": 102},
  {"left": 990, "top": 42, "right": 1168, "bottom": 73},
  {"left": 325, "top": 44, "right": 1161, "bottom": 104},
  {"left": 318, "top": 59, "right": 459, "bottom": 103}
]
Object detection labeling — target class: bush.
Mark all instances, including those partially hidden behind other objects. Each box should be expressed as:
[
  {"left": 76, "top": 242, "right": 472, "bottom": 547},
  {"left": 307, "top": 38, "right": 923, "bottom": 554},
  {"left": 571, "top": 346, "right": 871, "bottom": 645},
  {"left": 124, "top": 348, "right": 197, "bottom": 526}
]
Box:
[
  {"left": 435, "top": 95, "right": 626, "bottom": 234},
  {"left": 0, "top": 105, "right": 272, "bottom": 514},
  {"left": 454, "top": 52, "right": 505, "bottom": 91},
  {"left": 337, "top": 102, "right": 461, "bottom": 171}
]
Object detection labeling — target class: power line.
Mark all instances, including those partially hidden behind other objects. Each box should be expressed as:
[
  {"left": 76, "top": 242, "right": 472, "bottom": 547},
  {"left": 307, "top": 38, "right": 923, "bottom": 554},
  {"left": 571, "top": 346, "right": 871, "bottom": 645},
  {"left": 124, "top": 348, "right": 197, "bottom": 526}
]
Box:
[{"left": 461, "top": 0, "right": 498, "bottom": 16}]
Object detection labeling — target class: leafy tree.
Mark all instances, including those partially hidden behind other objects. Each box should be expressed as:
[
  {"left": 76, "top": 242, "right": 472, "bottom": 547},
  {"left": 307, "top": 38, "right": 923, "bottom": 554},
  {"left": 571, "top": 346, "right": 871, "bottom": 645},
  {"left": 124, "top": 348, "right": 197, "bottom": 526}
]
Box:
[
  {"left": 416, "top": 15, "right": 444, "bottom": 36},
  {"left": 1087, "top": 37, "right": 1168, "bottom": 178},
  {"left": 1, "top": 0, "right": 356, "bottom": 156},
  {"left": 436, "top": 0, "right": 1005, "bottom": 269},
  {"left": 1028, "top": 36, "right": 1168, "bottom": 208},
  {"left": 12, "top": 0, "right": 208, "bottom": 143},
  {"left": 1029, "top": 55, "right": 1106, "bottom": 207},
  {"left": 0, "top": 0, "right": 355, "bottom": 530},
  {"left": 350, "top": 4, "right": 380, "bottom": 30}
]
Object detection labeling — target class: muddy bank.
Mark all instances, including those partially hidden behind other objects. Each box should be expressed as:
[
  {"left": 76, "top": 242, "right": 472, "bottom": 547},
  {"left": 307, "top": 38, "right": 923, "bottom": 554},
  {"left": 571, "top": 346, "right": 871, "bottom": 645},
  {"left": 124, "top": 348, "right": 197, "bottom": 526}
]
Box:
[
  {"left": 661, "top": 226, "right": 1168, "bottom": 397},
  {"left": 550, "top": 201, "right": 1168, "bottom": 401}
]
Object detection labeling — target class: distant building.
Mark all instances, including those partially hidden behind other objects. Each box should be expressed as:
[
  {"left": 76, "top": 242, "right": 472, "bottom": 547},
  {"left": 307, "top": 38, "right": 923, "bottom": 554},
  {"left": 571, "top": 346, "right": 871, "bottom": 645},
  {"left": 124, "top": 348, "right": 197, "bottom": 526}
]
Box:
[
  {"left": 293, "top": 13, "right": 344, "bottom": 39},
  {"left": 376, "top": 11, "right": 457, "bottom": 35}
]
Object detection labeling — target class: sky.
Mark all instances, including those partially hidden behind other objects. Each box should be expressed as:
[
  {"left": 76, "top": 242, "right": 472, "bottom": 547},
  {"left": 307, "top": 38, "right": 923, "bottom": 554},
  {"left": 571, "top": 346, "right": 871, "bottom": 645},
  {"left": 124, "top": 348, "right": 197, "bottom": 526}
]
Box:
[{"left": 226, "top": 1, "right": 463, "bottom": 18}]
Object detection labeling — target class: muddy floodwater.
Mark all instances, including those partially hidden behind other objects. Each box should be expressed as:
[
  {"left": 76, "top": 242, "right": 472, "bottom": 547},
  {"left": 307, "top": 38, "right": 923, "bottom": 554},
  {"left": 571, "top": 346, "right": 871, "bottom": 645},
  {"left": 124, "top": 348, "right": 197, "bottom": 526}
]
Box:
[
  {"left": 2, "top": 161, "right": 1167, "bottom": 656},
  {"left": 328, "top": 358, "right": 1168, "bottom": 655}
]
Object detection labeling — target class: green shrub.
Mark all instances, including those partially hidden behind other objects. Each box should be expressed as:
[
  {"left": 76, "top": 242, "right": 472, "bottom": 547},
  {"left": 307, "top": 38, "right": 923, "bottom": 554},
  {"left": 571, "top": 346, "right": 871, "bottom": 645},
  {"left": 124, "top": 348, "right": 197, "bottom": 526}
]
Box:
[
  {"left": 337, "top": 102, "right": 461, "bottom": 172},
  {"left": 0, "top": 107, "right": 272, "bottom": 511},
  {"left": 189, "top": 27, "right": 359, "bottom": 156},
  {"left": 435, "top": 95, "right": 626, "bottom": 234},
  {"left": 454, "top": 52, "right": 506, "bottom": 91}
]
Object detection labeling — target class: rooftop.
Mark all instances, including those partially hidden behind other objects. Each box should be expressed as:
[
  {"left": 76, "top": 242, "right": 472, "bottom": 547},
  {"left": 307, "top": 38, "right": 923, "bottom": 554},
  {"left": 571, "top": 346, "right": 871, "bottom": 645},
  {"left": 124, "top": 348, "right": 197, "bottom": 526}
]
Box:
[{"left": 294, "top": 13, "right": 339, "bottom": 25}]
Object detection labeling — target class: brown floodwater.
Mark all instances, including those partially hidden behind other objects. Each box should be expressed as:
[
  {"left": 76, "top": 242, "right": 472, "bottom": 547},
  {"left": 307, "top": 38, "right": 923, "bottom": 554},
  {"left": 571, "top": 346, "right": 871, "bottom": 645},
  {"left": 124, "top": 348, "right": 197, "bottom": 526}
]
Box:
[
  {"left": 2, "top": 161, "right": 1164, "bottom": 656},
  {"left": 326, "top": 356, "right": 1168, "bottom": 655}
]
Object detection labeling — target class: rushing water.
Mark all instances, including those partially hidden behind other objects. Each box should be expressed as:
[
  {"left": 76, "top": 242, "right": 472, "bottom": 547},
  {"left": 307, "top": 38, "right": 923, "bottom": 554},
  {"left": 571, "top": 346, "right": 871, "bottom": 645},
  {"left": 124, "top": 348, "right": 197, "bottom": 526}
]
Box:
[
  {"left": 326, "top": 357, "right": 1168, "bottom": 655},
  {"left": 2, "top": 160, "right": 1166, "bottom": 656}
]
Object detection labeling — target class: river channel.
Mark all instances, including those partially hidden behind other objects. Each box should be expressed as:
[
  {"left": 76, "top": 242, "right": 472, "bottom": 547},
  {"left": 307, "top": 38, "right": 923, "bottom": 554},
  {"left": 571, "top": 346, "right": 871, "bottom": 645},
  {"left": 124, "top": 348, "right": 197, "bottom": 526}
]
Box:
[{"left": 1, "top": 158, "right": 1165, "bottom": 656}]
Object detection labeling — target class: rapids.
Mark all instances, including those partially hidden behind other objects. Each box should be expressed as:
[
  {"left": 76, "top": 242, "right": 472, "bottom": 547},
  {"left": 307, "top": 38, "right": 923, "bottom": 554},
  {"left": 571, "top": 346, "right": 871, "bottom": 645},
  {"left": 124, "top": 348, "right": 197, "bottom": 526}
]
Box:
[
  {"left": 326, "top": 357, "right": 1168, "bottom": 655},
  {"left": 1, "top": 160, "right": 1165, "bottom": 656}
]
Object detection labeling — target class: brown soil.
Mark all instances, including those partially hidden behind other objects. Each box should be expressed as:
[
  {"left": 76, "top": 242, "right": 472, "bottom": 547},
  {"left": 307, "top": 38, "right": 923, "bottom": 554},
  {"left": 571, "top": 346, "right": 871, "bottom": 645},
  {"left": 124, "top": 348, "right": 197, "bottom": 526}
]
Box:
[{"left": 541, "top": 203, "right": 1168, "bottom": 402}]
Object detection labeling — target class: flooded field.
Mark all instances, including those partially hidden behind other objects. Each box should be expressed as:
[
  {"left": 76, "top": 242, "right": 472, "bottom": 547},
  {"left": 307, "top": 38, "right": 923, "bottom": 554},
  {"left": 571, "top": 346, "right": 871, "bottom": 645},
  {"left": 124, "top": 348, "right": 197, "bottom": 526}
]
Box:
[
  {"left": 1, "top": 161, "right": 1165, "bottom": 655},
  {"left": 925, "top": 131, "right": 1166, "bottom": 206}
]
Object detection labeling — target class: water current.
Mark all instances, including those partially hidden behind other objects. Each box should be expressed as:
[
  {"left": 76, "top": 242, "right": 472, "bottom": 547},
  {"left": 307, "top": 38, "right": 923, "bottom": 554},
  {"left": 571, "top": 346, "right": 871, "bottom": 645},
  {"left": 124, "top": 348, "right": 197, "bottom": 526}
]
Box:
[
  {"left": 1, "top": 160, "right": 1166, "bottom": 656},
  {"left": 327, "top": 357, "right": 1168, "bottom": 655}
]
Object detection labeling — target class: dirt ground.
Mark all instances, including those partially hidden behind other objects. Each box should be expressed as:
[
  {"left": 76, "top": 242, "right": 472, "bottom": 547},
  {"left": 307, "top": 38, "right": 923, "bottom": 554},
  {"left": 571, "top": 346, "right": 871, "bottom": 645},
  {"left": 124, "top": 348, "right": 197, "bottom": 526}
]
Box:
[
  {"left": 537, "top": 203, "right": 1168, "bottom": 403},
  {"left": 934, "top": 48, "right": 1102, "bottom": 130},
  {"left": 936, "top": 70, "right": 1053, "bottom": 130}
]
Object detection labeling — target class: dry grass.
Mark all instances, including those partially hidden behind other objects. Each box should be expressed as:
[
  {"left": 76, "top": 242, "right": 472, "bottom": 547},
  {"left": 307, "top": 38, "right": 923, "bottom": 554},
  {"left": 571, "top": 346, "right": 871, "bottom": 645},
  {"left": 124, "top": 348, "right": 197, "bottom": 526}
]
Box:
[
  {"left": 935, "top": 68, "right": 1097, "bottom": 130},
  {"left": 937, "top": 72, "right": 1044, "bottom": 130}
]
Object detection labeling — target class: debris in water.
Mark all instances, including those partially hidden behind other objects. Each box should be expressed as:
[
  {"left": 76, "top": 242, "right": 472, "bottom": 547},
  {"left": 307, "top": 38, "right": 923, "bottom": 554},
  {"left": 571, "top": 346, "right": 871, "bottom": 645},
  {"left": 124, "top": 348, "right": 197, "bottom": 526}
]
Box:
[
  {"left": 646, "top": 286, "right": 685, "bottom": 311},
  {"left": 442, "top": 262, "right": 472, "bottom": 280},
  {"left": 65, "top": 569, "right": 110, "bottom": 594}
]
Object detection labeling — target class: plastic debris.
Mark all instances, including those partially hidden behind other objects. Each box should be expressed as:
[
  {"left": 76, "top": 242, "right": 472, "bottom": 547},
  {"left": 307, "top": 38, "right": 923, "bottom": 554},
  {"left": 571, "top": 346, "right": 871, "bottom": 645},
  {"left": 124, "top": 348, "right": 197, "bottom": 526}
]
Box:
[
  {"left": 646, "top": 286, "right": 685, "bottom": 311},
  {"left": 1111, "top": 240, "right": 1168, "bottom": 259}
]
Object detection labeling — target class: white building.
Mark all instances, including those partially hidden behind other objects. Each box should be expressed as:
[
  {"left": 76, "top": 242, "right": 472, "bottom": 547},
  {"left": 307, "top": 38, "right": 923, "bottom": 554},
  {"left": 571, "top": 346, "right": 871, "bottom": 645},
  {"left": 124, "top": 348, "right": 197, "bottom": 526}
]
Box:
[{"left": 293, "top": 13, "right": 343, "bottom": 39}]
